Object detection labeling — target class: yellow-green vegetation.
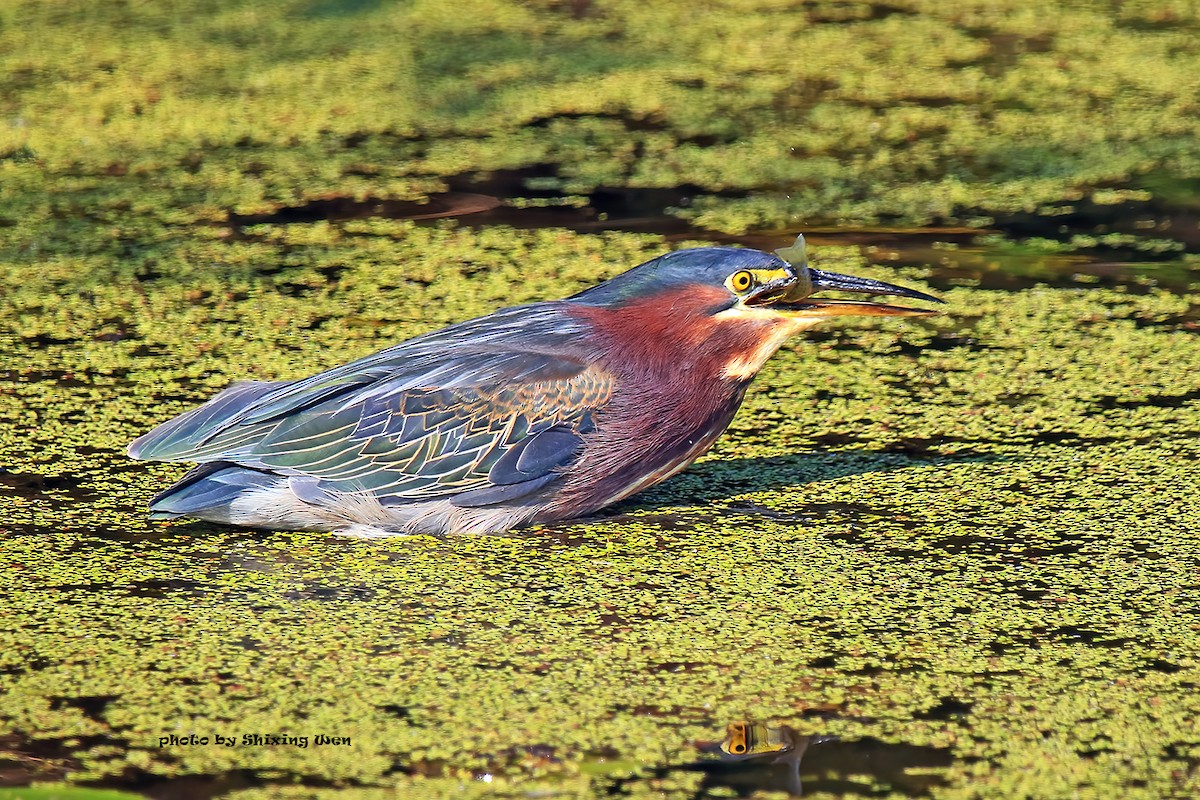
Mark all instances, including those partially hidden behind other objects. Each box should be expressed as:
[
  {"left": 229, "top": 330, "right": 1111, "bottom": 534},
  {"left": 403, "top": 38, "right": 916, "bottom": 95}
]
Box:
[
  {"left": 5, "top": 1, "right": 1200, "bottom": 797},
  {"left": 0, "top": 788, "right": 145, "bottom": 800},
  {"left": 4, "top": 0, "right": 1200, "bottom": 239},
  {"left": 2, "top": 221, "right": 1200, "bottom": 798}
]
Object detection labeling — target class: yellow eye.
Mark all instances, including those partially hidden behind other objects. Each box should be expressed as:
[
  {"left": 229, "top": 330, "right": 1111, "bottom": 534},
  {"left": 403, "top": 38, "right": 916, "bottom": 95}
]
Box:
[
  {"left": 729, "top": 270, "right": 756, "bottom": 293},
  {"left": 724, "top": 722, "right": 749, "bottom": 755}
]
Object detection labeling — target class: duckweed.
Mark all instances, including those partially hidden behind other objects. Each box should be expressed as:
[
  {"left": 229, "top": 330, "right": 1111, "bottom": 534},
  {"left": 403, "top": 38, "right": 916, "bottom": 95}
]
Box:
[
  {"left": 5, "top": 0, "right": 1200, "bottom": 241},
  {"left": 5, "top": 1, "right": 1200, "bottom": 796},
  {"left": 2, "top": 219, "right": 1200, "bottom": 798}
]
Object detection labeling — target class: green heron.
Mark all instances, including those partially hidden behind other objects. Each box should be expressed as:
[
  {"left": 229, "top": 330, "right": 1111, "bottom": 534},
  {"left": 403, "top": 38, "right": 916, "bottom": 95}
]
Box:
[{"left": 128, "top": 235, "right": 940, "bottom": 536}]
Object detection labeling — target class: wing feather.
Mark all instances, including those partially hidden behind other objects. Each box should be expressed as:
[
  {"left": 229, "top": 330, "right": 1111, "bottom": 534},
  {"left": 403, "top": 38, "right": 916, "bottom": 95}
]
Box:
[{"left": 129, "top": 303, "right": 614, "bottom": 507}]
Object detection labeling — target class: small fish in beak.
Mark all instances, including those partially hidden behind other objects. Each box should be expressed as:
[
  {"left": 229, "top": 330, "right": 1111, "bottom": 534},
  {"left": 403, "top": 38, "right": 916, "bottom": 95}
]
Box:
[{"left": 766, "top": 234, "right": 944, "bottom": 318}]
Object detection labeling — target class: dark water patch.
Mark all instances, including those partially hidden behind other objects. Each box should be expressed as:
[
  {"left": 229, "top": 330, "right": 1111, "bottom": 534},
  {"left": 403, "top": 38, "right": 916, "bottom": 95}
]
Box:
[
  {"left": 280, "top": 584, "right": 376, "bottom": 602},
  {"left": 1032, "top": 430, "right": 1081, "bottom": 444},
  {"left": 313, "top": 262, "right": 351, "bottom": 283},
  {"left": 1012, "top": 541, "right": 1083, "bottom": 558},
  {"left": 893, "top": 334, "right": 992, "bottom": 355},
  {"left": 807, "top": 2, "right": 918, "bottom": 24},
  {"left": 929, "top": 532, "right": 1023, "bottom": 557},
  {"left": 1117, "top": 10, "right": 1200, "bottom": 31},
  {"left": 378, "top": 704, "right": 410, "bottom": 720},
  {"left": 19, "top": 333, "right": 76, "bottom": 347},
  {"left": 1130, "top": 304, "right": 1200, "bottom": 332},
  {"left": 0, "top": 733, "right": 82, "bottom": 787},
  {"left": 4, "top": 368, "right": 92, "bottom": 387},
  {"left": 213, "top": 163, "right": 1200, "bottom": 295},
  {"left": 1051, "top": 627, "right": 1132, "bottom": 648},
  {"left": 785, "top": 230, "right": 1195, "bottom": 295},
  {"left": 123, "top": 767, "right": 366, "bottom": 800},
  {"left": 853, "top": 233, "right": 1197, "bottom": 296},
  {"left": 1094, "top": 389, "right": 1200, "bottom": 411},
  {"left": 906, "top": 252, "right": 1194, "bottom": 295},
  {"left": 50, "top": 694, "right": 118, "bottom": 722},
  {"left": 36, "top": 578, "right": 211, "bottom": 599},
  {"left": 229, "top": 636, "right": 261, "bottom": 652},
  {"left": 0, "top": 470, "right": 86, "bottom": 497},
  {"left": 95, "top": 329, "right": 138, "bottom": 343},
  {"left": 915, "top": 698, "right": 973, "bottom": 721},
  {"left": 644, "top": 732, "right": 953, "bottom": 798},
  {"left": 878, "top": 437, "right": 952, "bottom": 457},
  {"left": 443, "top": 170, "right": 713, "bottom": 237},
  {"left": 991, "top": 187, "right": 1200, "bottom": 250},
  {"left": 648, "top": 661, "right": 707, "bottom": 675},
  {"left": 988, "top": 638, "right": 1042, "bottom": 656},
  {"left": 273, "top": 280, "right": 324, "bottom": 297},
  {"left": 228, "top": 192, "right": 502, "bottom": 229},
  {"left": 385, "top": 742, "right": 564, "bottom": 783}
]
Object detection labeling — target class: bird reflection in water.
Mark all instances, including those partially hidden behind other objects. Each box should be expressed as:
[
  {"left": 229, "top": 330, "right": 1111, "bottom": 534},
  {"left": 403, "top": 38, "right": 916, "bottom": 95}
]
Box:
[
  {"left": 700, "top": 721, "right": 825, "bottom": 796},
  {"left": 691, "top": 720, "right": 955, "bottom": 797},
  {"left": 721, "top": 720, "right": 805, "bottom": 758}
]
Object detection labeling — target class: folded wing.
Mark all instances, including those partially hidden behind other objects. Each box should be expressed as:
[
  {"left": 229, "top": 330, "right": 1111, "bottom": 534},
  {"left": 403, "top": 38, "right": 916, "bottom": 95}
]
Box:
[{"left": 128, "top": 304, "right": 612, "bottom": 506}]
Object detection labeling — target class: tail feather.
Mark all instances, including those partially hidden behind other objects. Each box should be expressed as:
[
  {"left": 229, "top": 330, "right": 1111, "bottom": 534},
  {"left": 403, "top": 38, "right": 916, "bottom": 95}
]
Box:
[
  {"left": 128, "top": 380, "right": 285, "bottom": 462},
  {"left": 148, "top": 462, "right": 279, "bottom": 521}
]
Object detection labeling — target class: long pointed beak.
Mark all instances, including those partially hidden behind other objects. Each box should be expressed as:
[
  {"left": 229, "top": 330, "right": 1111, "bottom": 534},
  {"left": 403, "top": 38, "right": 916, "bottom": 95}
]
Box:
[
  {"left": 766, "top": 268, "right": 944, "bottom": 318},
  {"left": 764, "top": 234, "right": 943, "bottom": 318},
  {"left": 809, "top": 269, "right": 944, "bottom": 306}
]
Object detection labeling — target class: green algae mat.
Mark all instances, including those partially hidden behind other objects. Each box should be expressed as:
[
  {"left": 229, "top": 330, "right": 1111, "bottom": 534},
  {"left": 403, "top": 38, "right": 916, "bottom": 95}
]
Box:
[
  {"left": 3, "top": 223, "right": 1200, "bottom": 798},
  {"left": 5, "top": 0, "right": 1200, "bottom": 237},
  {"left": 5, "top": 1, "right": 1200, "bottom": 798}
]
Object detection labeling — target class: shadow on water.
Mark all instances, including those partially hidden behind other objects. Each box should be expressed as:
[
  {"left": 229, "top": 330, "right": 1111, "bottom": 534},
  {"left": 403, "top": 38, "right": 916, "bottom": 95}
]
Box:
[{"left": 588, "top": 449, "right": 1007, "bottom": 526}]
